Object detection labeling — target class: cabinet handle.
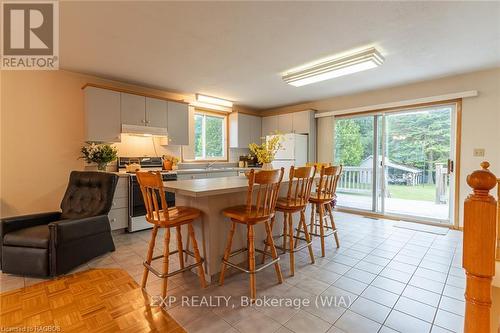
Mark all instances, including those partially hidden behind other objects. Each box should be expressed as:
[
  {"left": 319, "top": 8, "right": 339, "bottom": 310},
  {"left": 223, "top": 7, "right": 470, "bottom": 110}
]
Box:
[
  {"left": 111, "top": 218, "right": 116, "bottom": 222},
  {"left": 141, "top": 119, "right": 146, "bottom": 123}
]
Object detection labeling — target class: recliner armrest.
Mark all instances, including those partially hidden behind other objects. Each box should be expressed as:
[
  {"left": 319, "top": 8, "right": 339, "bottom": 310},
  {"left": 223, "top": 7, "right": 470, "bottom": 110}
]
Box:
[
  {"left": 48, "top": 215, "right": 111, "bottom": 244},
  {"left": 1, "top": 212, "right": 61, "bottom": 238}
]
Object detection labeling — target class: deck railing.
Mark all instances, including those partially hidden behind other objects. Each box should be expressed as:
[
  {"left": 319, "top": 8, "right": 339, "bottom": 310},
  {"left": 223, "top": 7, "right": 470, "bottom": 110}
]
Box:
[
  {"left": 338, "top": 164, "right": 448, "bottom": 204},
  {"left": 463, "top": 161, "right": 497, "bottom": 333},
  {"left": 337, "top": 167, "right": 372, "bottom": 194}
]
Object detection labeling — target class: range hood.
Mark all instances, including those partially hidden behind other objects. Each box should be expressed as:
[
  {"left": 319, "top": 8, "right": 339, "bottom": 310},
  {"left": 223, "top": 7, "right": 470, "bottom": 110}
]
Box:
[{"left": 121, "top": 124, "right": 168, "bottom": 137}]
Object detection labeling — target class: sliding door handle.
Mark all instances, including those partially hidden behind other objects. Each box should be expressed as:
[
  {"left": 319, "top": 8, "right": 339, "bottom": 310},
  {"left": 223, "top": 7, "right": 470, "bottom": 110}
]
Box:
[{"left": 447, "top": 159, "right": 454, "bottom": 174}]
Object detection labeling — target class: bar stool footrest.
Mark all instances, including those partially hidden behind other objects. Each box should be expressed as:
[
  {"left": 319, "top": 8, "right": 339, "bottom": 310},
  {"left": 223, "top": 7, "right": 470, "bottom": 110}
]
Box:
[
  {"left": 264, "top": 235, "right": 312, "bottom": 254},
  {"left": 144, "top": 249, "right": 204, "bottom": 279},
  {"left": 223, "top": 247, "right": 279, "bottom": 274},
  {"left": 297, "top": 225, "right": 336, "bottom": 238}
]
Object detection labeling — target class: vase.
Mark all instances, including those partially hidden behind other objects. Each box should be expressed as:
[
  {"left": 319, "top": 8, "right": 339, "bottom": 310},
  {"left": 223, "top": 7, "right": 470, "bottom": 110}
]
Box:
[
  {"left": 262, "top": 162, "right": 273, "bottom": 170},
  {"left": 97, "top": 163, "right": 107, "bottom": 171},
  {"left": 163, "top": 160, "right": 173, "bottom": 170}
]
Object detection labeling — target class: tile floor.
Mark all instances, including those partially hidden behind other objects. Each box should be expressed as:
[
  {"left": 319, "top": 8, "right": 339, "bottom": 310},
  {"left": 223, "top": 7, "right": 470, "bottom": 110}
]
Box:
[{"left": 0, "top": 212, "right": 465, "bottom": 333}]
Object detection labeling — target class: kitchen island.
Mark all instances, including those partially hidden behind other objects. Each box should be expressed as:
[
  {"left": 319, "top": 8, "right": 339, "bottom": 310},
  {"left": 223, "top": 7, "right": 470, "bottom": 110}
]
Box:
[{"left": 164, "top": 175, "right": 301, "bottom": 282}]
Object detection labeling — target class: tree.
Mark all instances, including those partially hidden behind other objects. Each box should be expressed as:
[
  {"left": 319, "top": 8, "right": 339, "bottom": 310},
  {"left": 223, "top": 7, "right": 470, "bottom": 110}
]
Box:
[
  {"left": 334, "top": 119, "right": 363, "bottom": 166},
  {"left": 386, "top": 108, "right": 451, "bottom": 183},
  {"left": 194, "top": 114, "right": 224, "bottom": 159}
]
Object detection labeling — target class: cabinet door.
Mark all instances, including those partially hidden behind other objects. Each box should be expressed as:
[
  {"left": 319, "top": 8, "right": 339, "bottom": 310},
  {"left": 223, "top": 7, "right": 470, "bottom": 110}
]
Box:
[
  {"left": 178, "top": 172, "right": 207, "bottom": 180},
  {"left": 238, "top": 113, "right": 252, "bottom": 148},
  {"left": 262, "top": 115, "right": 278, "bottom": 137},
  {"left": 250, "top": 115, "right": 262, "bottom": 144},
  {"left": 167, "top": 101, "right": 189, "bottom": 145},
  {"left": 146, "top": 97, "right": 168, "bottom": 128},
  {"left": 229, "top": 113, "right": 239, "bottom": 148},
  {"left": 278, "top": 114, "right": 293, "bottom": 133},
  {"left": 292, "top": 110, "right": 311, "bottom": 134},
  {"left": 121, "top": 93, "right": 145, "bottom": 126},
  {"left": 84, "top": 87, "right": 121, "bottom": 142},
  {"left": 207, "top": 171, "right": 238, "bottom": 178}
]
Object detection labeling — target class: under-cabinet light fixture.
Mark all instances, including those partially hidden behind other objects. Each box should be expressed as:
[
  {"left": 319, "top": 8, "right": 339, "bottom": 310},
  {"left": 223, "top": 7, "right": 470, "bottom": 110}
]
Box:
[{"left": 282, "top": 47, "right": 384, "bottom": 87}]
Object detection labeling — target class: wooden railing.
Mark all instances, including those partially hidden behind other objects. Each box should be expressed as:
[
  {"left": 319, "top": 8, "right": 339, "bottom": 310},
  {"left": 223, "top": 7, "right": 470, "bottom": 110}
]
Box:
[
  {"left": 337, "top": 167, "right": 373, "bottom": 194},
  {"left": 497, "top": 178, "right": 500, "bottom": 260},
  {"left": 337, "top": 164, "right": 447, "bottom": 202},
  {"left": 463, "top": 161, "right": 498, "bottom": 333}
]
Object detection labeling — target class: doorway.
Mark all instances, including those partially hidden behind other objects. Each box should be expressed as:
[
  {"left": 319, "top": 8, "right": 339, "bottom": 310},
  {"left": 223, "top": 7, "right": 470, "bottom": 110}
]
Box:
[{"left": 334, "top": 103, "right": 458, "bottom": 225}]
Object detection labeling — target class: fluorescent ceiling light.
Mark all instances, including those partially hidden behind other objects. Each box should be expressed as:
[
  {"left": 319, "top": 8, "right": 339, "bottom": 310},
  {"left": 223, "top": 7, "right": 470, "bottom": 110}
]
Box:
[
  {"left": 196, "top": 94, "right": 233, "bottom": 108},
  {"left": 191, "top": 101, "right": 232, "bottom": 113},
  {"left": 282, "top": 47, "right": 384, "bottom": 87}
]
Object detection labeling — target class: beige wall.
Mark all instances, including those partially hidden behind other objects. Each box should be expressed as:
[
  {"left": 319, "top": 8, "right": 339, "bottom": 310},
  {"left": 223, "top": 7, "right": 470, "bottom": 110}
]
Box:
[
  {"left": 0, "top": 70, "right": 193, "bottom": 217},
  {"left": 264, "top": 68, "right": 500, "bottom": 226}
]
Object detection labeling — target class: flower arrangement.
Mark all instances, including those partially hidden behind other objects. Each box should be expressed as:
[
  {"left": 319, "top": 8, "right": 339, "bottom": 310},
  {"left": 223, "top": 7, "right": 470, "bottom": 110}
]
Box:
[
  {"left": 80, "top": 142, "right": 118, "bottom": 171},
  {"left": 248, "top": 134, "right": 282, "bottom": 169},
  {"left": 162, "top": 154, "right": 179, "bottom": 170}
]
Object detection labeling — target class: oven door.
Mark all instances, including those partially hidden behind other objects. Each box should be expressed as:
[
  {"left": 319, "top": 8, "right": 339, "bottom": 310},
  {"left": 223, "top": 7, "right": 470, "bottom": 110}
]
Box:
[
  {"left": 130, "top": 177, "right": 146, "bottom": 217},
  {"left": 129, "top": 177, "right": 175, "bottom": 217}
]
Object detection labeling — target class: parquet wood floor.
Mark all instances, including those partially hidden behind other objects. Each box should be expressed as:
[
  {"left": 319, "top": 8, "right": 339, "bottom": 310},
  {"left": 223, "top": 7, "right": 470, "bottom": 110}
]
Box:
[{"left": 0, "top": 268, "right": 185, "bottom": 333}]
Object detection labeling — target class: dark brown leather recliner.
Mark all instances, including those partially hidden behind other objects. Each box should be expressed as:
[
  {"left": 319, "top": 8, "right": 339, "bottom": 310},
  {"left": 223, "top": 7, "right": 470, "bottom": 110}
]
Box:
[{"left": 0, "top": 171, "right": 119, "bottom": 277}]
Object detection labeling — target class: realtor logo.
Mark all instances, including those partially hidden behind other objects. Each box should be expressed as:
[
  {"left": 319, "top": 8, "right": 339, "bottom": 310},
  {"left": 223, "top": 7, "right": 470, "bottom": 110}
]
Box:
[{"left": 1, "top": 1, "right": 59, "bottom": 69}]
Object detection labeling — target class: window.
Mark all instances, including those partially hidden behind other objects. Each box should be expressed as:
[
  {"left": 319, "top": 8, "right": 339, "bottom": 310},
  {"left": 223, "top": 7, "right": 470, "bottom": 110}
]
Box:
[{"left": 192, "top": 112, "right": 227, "bottom": 160}]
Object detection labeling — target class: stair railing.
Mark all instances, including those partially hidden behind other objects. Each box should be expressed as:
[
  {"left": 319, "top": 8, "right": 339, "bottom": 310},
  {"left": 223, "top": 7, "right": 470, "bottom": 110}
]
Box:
[{"left": 463, "top": 161, "right": 498, "bottom": 333}]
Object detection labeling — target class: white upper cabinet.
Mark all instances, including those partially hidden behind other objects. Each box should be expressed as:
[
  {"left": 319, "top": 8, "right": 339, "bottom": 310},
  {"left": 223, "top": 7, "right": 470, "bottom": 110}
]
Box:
[
  {"left": 84, "top": 85, "right": 188, "bottom": 143},
  {"left": 146, "top": 97, "right": 168, "bottom": 128},
  {"left": 250, "top": 114, "right": 262, "bottom": 144},
  {"left": 277, "top": 113, "right": 293, "bottom": 133},
  {"left": 262, "top": 115, "right": 278, "bottom": 137},
  {"left": 167, "top": 101, "right": 189, "bottom": 145},
  {"left": 122, "top": 94, "right": 168, "bottom": 129},
  {"left": 121, "top": 93, "right": 146, "bottom": 126},
  {"left": 262, "top": 110, "right": 314, "bottom": 135},
  {"left": 292, "top": 110, "right": 312, "bottom": 134},
  {"left": 84, "top": 86, "right": 121, "bottom": 142},
  {"left": 230, "top": 113, "right": 261, "bottom": 148}
]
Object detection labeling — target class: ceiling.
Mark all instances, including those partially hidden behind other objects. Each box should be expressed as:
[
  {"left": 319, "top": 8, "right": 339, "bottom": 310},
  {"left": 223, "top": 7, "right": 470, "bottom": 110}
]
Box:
[{"left": 60, "top": 1, "right": 500, "bottom": 109}]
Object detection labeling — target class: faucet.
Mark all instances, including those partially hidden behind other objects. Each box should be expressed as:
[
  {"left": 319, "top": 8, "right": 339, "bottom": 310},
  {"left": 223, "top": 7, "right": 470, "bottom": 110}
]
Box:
[{"left": 206, "top": 162, "right": 217, "bottom": 169}]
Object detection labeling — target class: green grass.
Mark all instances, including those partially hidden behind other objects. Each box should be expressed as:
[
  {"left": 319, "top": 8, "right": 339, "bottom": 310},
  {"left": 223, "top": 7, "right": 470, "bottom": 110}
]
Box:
[
  {"left": 387, "top": 184, "right": 436, "bottom": 201},
  {"left": 339, "top": 184, "right": 439, "bottom": 202}
]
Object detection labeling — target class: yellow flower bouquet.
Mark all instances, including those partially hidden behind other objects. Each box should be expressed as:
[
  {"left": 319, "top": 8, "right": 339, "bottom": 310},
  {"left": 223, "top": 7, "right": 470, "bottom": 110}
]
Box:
[{"left": 248, "top": 134, "right": 282, "bottom": 169}]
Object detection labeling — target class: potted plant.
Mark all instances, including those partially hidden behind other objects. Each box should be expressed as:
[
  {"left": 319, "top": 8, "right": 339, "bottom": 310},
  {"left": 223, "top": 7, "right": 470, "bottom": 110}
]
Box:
[
  {"left": 248, "top": 134, "right": 282, "bottom": 170},
  {"left": 162, "top": 154, "right": 179, "bottom": 170},
  {"left": 80, "top": 142, "right": 118, "bottom": 171}
]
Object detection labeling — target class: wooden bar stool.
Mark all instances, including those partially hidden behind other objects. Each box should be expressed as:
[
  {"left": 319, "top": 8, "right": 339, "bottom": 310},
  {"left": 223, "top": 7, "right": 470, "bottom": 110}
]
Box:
[
  {"left": 262, "top": 166, "right": 317, "bottom": 276},
  {"left": 219, "top": 168, "right": 284, "bottom": 301},
  {"left": 136, "top": 171, "right": 206, "bottom": 298},
  {"left": 307, "top": 165, "right": 342, "bottom": 257}
]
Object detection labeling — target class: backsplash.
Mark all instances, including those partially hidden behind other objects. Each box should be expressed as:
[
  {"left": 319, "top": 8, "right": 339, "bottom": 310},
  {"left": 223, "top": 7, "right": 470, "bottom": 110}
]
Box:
[
  {"left": 114, "top": 134, "right": 179, "bottom": 157},
  {"left": 113, "top": 134, "right": 249, "bottom": 165}
]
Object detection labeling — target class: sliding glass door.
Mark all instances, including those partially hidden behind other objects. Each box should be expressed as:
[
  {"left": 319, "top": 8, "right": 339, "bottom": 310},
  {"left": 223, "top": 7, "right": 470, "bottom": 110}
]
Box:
[
  {"left": 334, "top": 116, "right": 375, "bottom": 211},
  {"left": 334, "top": 103, "right": 457, "bottom": 225}
]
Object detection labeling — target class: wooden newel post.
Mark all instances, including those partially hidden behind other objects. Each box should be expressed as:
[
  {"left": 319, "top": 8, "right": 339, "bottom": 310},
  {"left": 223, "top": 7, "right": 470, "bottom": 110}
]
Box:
[{"left": 463, "top": 161, "right": 498, "bottom": 333}]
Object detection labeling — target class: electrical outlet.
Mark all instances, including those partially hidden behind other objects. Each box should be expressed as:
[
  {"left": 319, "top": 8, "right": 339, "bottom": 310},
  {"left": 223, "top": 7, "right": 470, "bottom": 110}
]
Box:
[{"left": 473, "top": 148, "right": 485, "bottom": 157}]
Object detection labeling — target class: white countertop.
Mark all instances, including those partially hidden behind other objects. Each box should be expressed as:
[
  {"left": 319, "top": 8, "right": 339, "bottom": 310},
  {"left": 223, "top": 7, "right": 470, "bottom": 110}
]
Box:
[
  {"left": 176, "top": 167, "right": 259, "bottom": 175},
  {"left": 164, "top": 176, "right": 251, "bottom": 197},
  {"left": 116, "top": 167, "right": 260, "bottom": 177},
  {"left": 163, "top": 169, "right": 301, "bottom": 198}
]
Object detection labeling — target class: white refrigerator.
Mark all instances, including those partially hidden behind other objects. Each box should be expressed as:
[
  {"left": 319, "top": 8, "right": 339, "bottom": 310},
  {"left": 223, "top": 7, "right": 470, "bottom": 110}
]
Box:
[{"left": 267, "top": 133, "right": 308, "bottom": 170}]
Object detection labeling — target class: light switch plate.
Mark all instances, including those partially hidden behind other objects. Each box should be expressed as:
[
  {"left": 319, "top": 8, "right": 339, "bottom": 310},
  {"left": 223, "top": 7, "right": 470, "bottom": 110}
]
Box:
[{"left": 473, "top": 148, "right": 485, "bottom": 157}]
